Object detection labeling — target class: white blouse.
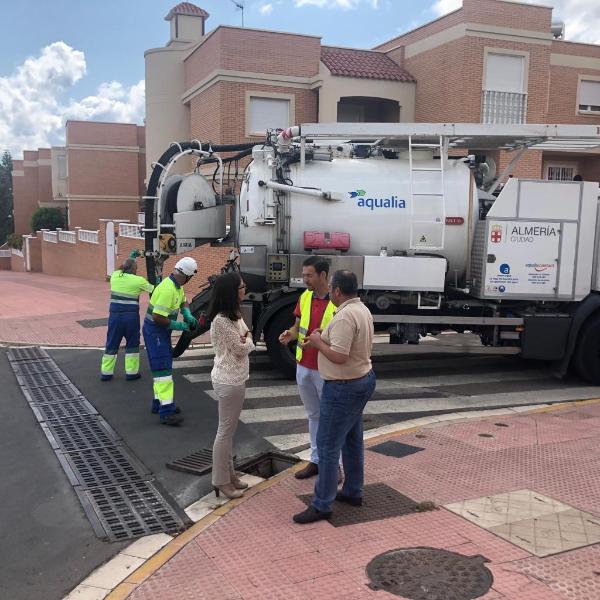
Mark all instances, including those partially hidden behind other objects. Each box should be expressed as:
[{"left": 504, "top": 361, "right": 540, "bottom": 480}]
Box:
[{"left": 210, "top": 314, "right": 255, "bottom": 385}]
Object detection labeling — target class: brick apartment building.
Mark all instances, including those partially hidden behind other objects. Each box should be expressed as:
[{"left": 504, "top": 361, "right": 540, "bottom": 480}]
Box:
[
  {"left": 12, "top": 121, "right": 145, "bottom": 234},
  {"left": 146, "top": 0, "right": 600, "bottom": 183}
]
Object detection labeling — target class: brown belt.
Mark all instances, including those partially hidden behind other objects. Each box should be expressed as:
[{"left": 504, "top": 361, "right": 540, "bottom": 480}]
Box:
[{"left": 324, "top": 370, "right": 373, "bottom": 384}]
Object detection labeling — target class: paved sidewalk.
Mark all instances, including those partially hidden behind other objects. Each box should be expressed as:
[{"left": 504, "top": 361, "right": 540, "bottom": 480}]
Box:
[
  {"left": 104, "top": 400, "right": 600, "bottom": 600},
  {"left": 0, "top": 271, "right": 208, "bottom": 347}
]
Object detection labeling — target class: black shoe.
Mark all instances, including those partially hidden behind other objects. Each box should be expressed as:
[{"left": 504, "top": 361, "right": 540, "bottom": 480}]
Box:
[
  {"left": 292, "top": 506, "right": 332, "bottom": 524},
  {"left": 160, "top": 414, "right": 183, "bottom": 426},
  {"left": 100, "top": 375, "right": 112, "bottom": 382},
  {"left": 335, "top": 492, "right": 362, "bottom": 507},
  {"left": 126, "top": 373, "right": 141, "bottom": 381},
  {"left": 152, "top": 405, "right": 181, "bottom": 415},
  {"left": 295, "top": 462, "right": 318, "bottom": 479}
]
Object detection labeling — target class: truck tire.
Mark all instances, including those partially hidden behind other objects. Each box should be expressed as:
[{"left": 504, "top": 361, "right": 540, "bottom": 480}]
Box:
[
  {"left": 573, "top": 313, "right": 600, "bottom": 384},
  {"left": 264, "top": 307, "right": 297, "bottom": 380}
]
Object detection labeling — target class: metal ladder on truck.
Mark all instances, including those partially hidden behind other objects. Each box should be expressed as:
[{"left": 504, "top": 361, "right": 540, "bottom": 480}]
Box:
[
  {"left": 408, "top": 134, "right": 447, "bottom": 310},
  {"left": 408, "top": 134, "right": 447, "bottom": 252}
]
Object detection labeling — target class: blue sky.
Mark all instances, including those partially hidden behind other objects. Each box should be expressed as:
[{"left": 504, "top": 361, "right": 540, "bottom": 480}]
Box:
[{"left": 1, "top": 0, "right": 599, "bottom": 157}]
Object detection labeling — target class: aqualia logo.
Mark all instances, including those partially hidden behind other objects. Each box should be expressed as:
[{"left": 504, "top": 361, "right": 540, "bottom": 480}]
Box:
[{"left": 349, "top": 189, "right": 406, "bottom": 211}]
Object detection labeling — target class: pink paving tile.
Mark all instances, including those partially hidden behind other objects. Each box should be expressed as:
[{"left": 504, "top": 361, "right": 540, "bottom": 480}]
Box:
[
  {"left": 489, "top": 564, "right": 566, "bottom": 600},
  {"left": 274, "top": 551, "right": 343, "bottom": 584},
  {"left": 129, "top": 541, "right": 241, "bottom": 600},
  {"left": 295, "top": 571, "right": 377, "bottom": 599}
]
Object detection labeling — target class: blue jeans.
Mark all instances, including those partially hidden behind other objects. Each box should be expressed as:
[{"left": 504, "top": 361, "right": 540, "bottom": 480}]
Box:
[{"left": 312, "top": 370, "right": 376, "bottom": 513}]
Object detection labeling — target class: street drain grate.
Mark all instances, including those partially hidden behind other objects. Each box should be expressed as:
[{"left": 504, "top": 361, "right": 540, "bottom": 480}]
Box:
[
  {"left": 76, "top": 480, "right": 186, "bottom": 541},
  {"left": 77, "top": 318, "right": 109, "bottom": 328},
  {"left": 41, "top": 416, "right": 121, "bottom": 452},
  {"left": 368, "top": 441, "right": 425, "bottom": 459},
  {"left": 22, "top": 384, "right": 83, "bottom": 404},
  {"left": 8, "top": 348, "right": 188, "bottom": 542},
  {"left": 10, "top": 359, "right": 60, "bottom": 376},
  {"left": 31, "top": 399, "right": 98, "bottom": 422},
  {"left": 167, "top": 448, "right": 240, "bottom": 476},
  {"left": 299, "top": 482, "right": 419, "bottom": 527},
  {"left": 15, "top": 370, "right": 71, "bottom": 389},
  {"left": 366, "top": 547, "right": 493, "bottom": 599},
  {"left": 7, "top": 346, "right": 50, "bottom": 361},
  {"left": 57, "top": 446, "right": 150, "bottom": 488}
]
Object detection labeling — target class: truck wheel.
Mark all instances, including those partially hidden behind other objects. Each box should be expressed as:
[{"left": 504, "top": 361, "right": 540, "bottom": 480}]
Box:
[
  {"left": 264, "top": 307, "right": 297, "bottom": 379},
  {"left": 573, "top": 314, "right": 600, "bottom": 384}
]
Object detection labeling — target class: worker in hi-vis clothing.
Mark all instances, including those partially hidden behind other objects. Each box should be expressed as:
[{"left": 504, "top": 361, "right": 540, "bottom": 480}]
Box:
[
  {"left": 101, "top": 251, "right": 154, "bottom": 382},
  {"left": 142, "top": 256, "right": 198, "bottom": 426}
]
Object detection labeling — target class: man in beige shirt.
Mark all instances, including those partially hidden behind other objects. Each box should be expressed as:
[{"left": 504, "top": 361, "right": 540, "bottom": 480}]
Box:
[{"left": 293, "top": 270, "right": 376, "bottom": 524}]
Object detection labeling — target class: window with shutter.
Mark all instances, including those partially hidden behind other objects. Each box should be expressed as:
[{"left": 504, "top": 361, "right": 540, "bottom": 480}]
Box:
[
  {"left": 485, "top": 53, "right": 525, "bottom": 93},
  {"left": 482, "top": 52, "right": 527, "bottom": 124},
  {"left": 249, "top": 97, "right": 290, "bottom": 135},
  {"left": 578, "top": 80, "right": 600, "bottom": 113}
]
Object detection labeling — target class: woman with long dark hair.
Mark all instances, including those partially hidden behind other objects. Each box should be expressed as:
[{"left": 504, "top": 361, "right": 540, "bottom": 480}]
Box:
[{"left": 208, "top": 271, "right": 255, "bottom": 499}]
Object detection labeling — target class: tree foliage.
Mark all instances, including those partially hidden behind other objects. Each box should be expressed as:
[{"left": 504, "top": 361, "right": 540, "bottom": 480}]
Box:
[
  {"left": 6, "top": 233, "right": 22, "bottom": 250},
  {"left": 31, "top": 207, "right": 66, "bottom": 232},
  {"left": 0, "top": 151, "right": 13, "bottom": 245}
]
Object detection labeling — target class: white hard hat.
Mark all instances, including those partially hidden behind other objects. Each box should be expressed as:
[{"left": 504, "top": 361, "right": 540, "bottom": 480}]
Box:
[{"left": 175, "top": 256, "right": 198, "bottom": 276}]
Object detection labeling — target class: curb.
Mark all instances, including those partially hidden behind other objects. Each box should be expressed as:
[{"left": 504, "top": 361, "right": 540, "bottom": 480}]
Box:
[{"left": 103, "top": 396, "right": 600, "bottom": 600}]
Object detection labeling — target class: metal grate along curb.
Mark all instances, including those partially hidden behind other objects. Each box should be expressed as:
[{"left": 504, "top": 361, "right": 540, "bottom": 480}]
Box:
[{"left": 7, "top": 347, "right": 187, "bottom": 541}]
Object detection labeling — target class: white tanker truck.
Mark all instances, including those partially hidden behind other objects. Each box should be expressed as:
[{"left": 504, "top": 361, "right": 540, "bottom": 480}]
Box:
[{"left": 143, "top": 123, "right": 600, "bottom": 384}]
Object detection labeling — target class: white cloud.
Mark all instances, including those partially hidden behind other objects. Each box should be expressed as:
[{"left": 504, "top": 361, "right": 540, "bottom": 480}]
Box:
[
  {"left": 294, "top": 0, "right": 363, "bottom": 9},
  {"left": 431, "top": 0, "right": 600, "bottom": 44},
  {"left": 0, "top": 42, "right": 145, "bottom": 158},
  {"left": 259, "top": 2, "right": 274, "bottom": 15}
]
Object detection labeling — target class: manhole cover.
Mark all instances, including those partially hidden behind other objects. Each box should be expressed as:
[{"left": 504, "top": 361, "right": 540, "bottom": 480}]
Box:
[
  {"left": 368, "top": 441, "right": 425, "bottom": 459},
  {"left": 77, "top": 318, "right": 109, "bottom": 328},
  {"left": 167, "top": 448, "right": 238, "bottom": 476},
  {"left": 366, "top": 547, "right": 493, "bottom": 599}
]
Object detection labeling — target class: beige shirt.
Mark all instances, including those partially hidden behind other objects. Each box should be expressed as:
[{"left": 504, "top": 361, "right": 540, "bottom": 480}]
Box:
[{"left": 318, "top": 297, "right": 374, "bottom": 381}]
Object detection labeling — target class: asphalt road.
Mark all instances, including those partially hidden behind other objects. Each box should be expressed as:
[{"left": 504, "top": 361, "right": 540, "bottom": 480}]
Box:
[{"left": 2, "top": 337, "right": 598, "bottom": 600}]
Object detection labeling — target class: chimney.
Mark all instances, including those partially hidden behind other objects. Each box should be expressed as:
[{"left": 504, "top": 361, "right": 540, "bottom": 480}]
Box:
[{"left": 164, "top": 3, "right": 209, "bottom": 46}]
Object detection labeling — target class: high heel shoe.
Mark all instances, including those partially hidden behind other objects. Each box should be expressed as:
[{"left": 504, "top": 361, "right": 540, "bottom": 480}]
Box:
[
  {"left": 213, "top": 484, "right": 243, "bottom": 499},
  {"left": 231, "top": 475, "right": 249, "bottom": 490}
]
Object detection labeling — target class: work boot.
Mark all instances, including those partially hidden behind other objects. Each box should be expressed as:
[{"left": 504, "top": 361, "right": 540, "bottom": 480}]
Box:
[
  {"left": 152, "top": 404, "right": 181, "bottom": 415},
  {"left": 295, "top": 462, "right": 318, "bottom": 479},
  {"left": 126, "top": 373, "right": 141, "bottom": 381},
  {"left": 160, "top": 414, "right": 183, "bottom": 426},
  {"left": 292, "top": 506, "right": 332, "bottom": 524},
  {"left": 100, "top": 374, "right": 113, "bottom": 382}
]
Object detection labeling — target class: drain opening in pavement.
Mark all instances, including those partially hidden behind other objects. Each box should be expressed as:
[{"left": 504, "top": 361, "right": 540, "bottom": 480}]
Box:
[
  {"left": 368, "top": 441, "right": 425, "bottom": 458},
  {"left": 7, "top": 347, "right": 187, "bottom": 542},
  {"left": 299, "top": 482, "right": 421, "bottom": 527},
  {"left": 77, "top": 317, "right": 109, "bottom": 328},
  {"left": 366, "top": 547, "right": 493, "bottom": 600},
  {"left": 167, "top": 449, "right": 299, "bottom": 478}
]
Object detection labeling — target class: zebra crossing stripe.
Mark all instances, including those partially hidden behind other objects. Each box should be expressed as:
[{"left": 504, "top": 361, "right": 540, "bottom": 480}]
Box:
[
  {"left": 235, "top": 386, "right": 600, "bottom": 424},
  {"left": 265, "top": 433, "right": 311, "bottom": 450},
  {"left": 204, "top": 369, "right": 549, "bottom": 401}
]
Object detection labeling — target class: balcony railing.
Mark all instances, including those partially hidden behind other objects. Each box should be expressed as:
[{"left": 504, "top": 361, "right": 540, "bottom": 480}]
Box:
[
  {"left": 43, "top": 231, "right": 58, "bottom": 243},
  {"left": 119, "top": 223, "right": 144, "bottom": 239},
  {"left": 77, "top": 229, "right": 99, "bottom": 244},
  {"left": 0, "top": 249, "right": 11, "bottom": 258},
  {"left": 58, "top": 230, "right": 77, "bottom": 244},
  {"left": 481, "top": 90, "right": 527, "bottom": 124}
]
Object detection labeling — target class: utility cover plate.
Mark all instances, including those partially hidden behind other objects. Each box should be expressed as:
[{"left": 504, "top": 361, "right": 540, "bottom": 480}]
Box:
[
  {"left": 366, "top": 547, "right": 493, "bottom": 599},
  {"left": 368, "top": 441, "right": 425, "bottom": 459},
  {"left": 77, "top": 318, "right": 109, "bottom": 328},
  {"left": 299, "top": 483, "right": 419, "bottom": 527}
]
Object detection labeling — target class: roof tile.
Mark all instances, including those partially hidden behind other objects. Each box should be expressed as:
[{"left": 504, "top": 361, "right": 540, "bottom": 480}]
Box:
[
  {"left": 165, "top": 3, "right": 209, "bottom": 21},
  {"left": 321, "top": 46, "right": 415, "bottom": 82}
]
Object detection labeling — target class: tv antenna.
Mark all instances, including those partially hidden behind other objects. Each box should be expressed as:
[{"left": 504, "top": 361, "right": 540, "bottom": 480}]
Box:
[{"left": 229, "top": 0, "right": 245, "bottom": 27}]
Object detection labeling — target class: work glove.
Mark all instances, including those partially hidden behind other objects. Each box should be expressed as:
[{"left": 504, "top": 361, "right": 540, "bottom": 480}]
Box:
[
  {"left": 169, "top": 320, "right": 190, "bottom": 332},
  {"left": 181, "top": 307, "right": 198, "bottom": 329},
  {"left": 129, "top": 249, "right": 142, "bottom": 259}
]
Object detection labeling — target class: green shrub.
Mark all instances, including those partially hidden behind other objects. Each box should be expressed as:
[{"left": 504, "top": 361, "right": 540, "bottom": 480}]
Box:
[
  {"left": 31, "top": 207, "right": 66, "bottom": 232},
  {"left": 6, "top": 233, "right": 23, "bottom": 250}
]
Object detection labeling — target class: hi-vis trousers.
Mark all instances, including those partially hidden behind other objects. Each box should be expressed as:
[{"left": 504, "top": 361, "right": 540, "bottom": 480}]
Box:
[
  {"left": 101, "top": 311, "right": 140, "bottom": 380},
  {"left": 142, "top": 318, "right": 176, "bottom": 418}
]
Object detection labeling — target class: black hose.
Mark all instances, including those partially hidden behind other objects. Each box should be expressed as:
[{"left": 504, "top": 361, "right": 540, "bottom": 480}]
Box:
[{"left": 144, "top": 142, "right": 257, "bottom": 283}]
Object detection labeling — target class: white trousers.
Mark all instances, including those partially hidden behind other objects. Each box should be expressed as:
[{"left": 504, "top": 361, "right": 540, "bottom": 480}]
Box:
[{"left": 296, "top": 364, "right": 325, "bottom": 464}]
